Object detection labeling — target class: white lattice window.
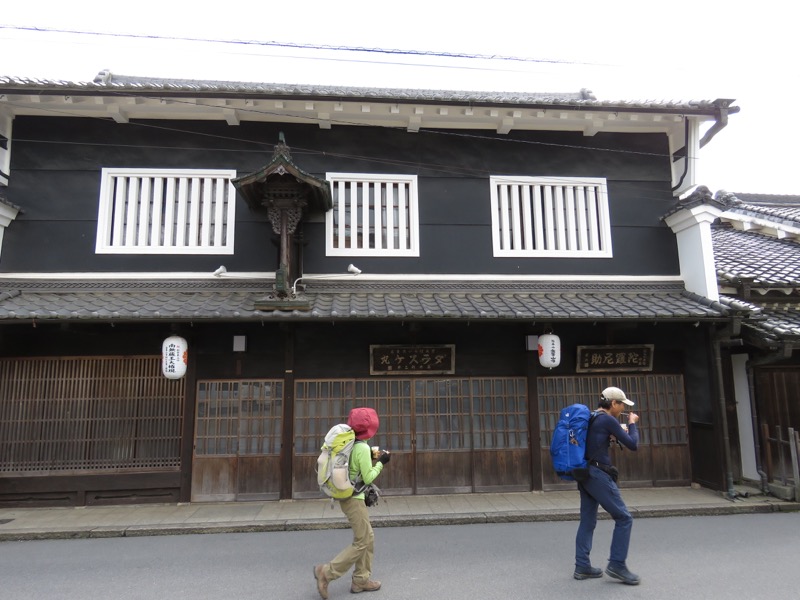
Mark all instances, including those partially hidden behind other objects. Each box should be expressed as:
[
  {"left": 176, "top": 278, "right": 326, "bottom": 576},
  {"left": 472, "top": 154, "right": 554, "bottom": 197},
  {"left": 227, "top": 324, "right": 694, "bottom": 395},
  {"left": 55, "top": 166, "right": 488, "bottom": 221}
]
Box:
[
  {"left": 96, "top": 168, "right": 237, "bottom": 254},
  {"left": 326, "top": 173, "right": 419, "bottom": 257},
  {"left": 490, "top": 176, "right": 612, "bottom": 258}
]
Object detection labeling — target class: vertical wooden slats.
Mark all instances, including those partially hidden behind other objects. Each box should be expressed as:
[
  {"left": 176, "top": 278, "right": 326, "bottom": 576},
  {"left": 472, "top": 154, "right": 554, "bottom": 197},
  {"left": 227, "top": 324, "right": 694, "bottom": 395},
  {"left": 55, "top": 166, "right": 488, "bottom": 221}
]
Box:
[
  {"left": 521, "top": 185, "right": 533, "bottom": 251},
  {"left": 187, "top": 177, "right": 201, "bottom": 247},
  {"left": 163, "top": 177, "right": 177, "bottom": 248},
  {"left": 532, "top": 186, "right": 544, "bottom": 250},
  {"left": 510, "top": 184, "right": 522, "bottom": 251},
  {"left": 136, "top": 177, "right": 152, "bottom": 247},
  {"left": 398, "top": 182, "right": 408, "bottom": 251},
  {"left": 587, "top": 185, "right": 600, "bottom": 251},
  {"left": 150, "top": 176, "right": 164, "bottom": 247},
  {"left": 175, "top": 177, "right": 189, "bottom": 247},
  {"left": 336, "top": 180, "right": 346, "bottom": 249},
  {"left": 543, "top": 186, "right": 556, "bottom": 250},
  {"left": 213, "top": 178, "right": 225, "bottom": 247},
  {"left": 0, "top": 356, "right": 183, "bottom": 474},
  {"left": 491, "top": 179, "right": 611, "bottom": 256},
  {"left": 553, "top": 185, "right": 566, "bottom": 250},
  {"left": 124, "top": 176, "right": 140, "bottom": 246},
  {"left": 372, "top": 182, "right": 382, "bottom": 250},
  {"left": 498, "top": 184, "right": 510, "bottom": 251},
  {"left": 564, "top": 186, "right": 577, "bottom": 251},
  {"left": 576, "top": 186, "right": 588, "bottom": 250},
  {"left": 111, "top": 177, "right": 127, "bottom": 246},
  {"left": 200, "top": 177, "right": 213, "bottom": 247},
  {"left": 385, "top": 183, "right": 396, "bottom": 250}
]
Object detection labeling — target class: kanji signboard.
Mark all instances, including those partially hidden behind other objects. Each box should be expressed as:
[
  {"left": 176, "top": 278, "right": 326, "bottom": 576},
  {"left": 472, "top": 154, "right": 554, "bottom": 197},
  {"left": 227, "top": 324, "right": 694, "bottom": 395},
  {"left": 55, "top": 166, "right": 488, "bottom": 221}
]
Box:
[
  {"left": 576, "top": 345, "right": 654, "bottom": 372},
  {"left": 370, "top": 345, "right": 455, "bottom": 375}
]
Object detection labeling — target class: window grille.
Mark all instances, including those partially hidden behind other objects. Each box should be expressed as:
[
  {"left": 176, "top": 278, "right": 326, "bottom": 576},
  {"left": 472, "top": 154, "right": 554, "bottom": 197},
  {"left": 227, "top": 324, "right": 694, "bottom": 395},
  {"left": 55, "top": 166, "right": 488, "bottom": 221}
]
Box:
[
  {"left": 292, "top": 377, "right": 526, "bottom": 454},
  {"left": 490, "top": 176, "right": 612, "bottom": 257},
  {"left": 96, "top": 168, "right": 237, "bottom": 254},
  {"left": 0, "top": 357, "right": 184, "bottom": 474},
  {"left": 326, "top": 173, "right": 419, "bottom": 256},
  {"left": 538, "top": 374, "right": 688, "bottom": 447},
  {"left": 194, "top": 380, "right": 283, "bottom": 456}
]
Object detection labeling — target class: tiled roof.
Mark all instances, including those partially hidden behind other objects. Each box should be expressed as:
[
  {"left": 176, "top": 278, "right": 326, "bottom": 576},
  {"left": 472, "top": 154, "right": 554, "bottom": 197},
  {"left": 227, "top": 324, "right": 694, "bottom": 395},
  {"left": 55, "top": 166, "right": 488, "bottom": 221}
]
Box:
[
  {"left": 713, "top": 193, "right": 800, "bottom": 346},
  {"left": 0, "top": 279, "right": 742, "bottom": 323},
  {"left": 720, "top": 296, "right": 800, "bottom": 342},
  {"left": 0, "top": 73, "right": 736, "bottom": 115},
  {"left": 720, "top": 192, "right": 800, "bottom": 228},
  {"left": 712, "top": 224, "right": 800, "bottom": 287}
]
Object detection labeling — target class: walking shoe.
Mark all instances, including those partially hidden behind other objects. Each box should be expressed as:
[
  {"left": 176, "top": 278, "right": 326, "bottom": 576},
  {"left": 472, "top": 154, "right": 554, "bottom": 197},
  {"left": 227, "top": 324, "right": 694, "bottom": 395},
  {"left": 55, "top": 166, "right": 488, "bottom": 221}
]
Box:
[
  {"left": 605, "top": 563, "right": 641, "bottom": 585},
  {"left": 313, "top": 564, "right": 329, "bottom": 599},
  {"left": 351, "top": 579, "right": 382, "bottom": 593},
  {"left": 573, "top": 566, "right": 603, "bottom": 580}
]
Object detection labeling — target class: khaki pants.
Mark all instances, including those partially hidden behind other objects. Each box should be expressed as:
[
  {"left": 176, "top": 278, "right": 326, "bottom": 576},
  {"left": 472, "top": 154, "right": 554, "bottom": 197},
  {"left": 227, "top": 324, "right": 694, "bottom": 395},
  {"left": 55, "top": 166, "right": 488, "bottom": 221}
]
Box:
[{"left": 326, "top": 496, "right": 374, "bottom": 585}]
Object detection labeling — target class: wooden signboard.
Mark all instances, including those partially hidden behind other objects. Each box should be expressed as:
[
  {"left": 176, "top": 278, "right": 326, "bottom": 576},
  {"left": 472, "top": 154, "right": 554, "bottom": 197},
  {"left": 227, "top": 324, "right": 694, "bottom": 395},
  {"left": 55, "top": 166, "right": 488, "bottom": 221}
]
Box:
[
  {"left": 370, "top": 344, "right": 455, "bottom": 375},
  {"left": 576, "top": 344, "right": 654, "bottom": 372}
]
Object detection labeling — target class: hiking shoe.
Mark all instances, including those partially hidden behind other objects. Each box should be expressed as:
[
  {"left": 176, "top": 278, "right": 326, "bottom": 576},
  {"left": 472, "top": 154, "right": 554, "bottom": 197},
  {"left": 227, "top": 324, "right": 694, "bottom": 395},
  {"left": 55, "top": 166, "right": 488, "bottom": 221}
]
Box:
[
  {"left": 314, "top": 564, "right": 329, "bottom": 599},
  {"left": 605, "top": 564, "right": 641, "bottom": 585},
  {"left": 573, "top": 566, "right": 603, "bottom": 580},
  {"left": 351, "top": 579, "right": 382, "bottom": 593}
]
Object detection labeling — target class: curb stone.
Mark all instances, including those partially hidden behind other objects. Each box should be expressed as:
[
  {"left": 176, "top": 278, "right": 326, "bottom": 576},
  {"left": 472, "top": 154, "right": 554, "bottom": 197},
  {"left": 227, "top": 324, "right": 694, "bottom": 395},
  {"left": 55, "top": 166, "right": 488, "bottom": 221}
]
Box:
[{"left": 1, "top": 499, "right": 797, "bottom": 542}]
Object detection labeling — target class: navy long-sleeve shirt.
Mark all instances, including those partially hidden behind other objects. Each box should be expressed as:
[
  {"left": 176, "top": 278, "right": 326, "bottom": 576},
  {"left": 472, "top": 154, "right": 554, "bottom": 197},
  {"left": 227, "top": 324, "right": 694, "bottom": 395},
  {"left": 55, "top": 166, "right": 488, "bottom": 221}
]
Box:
[{"left": 586, "top": 411, "right": 638, "bottom": 466}]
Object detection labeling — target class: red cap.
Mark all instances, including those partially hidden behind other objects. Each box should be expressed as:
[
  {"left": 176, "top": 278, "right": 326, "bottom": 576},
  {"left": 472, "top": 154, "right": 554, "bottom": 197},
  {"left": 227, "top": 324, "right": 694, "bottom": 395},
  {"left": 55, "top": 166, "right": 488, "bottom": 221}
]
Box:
[{"left": 347, "top": 407, "right": 379, "bottom": 440}]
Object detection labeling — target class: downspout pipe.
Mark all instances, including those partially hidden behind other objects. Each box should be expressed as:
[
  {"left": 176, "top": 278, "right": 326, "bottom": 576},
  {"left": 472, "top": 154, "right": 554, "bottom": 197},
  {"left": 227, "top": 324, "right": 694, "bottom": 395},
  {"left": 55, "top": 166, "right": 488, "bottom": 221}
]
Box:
[
  {"left": 699, "top": 101, "right": 732, "bottom": 149},
  {"left": 672, "top": 99, "right": 735, "bottom": 192},
  {"left": 712, "top": 328, "right": 737, "bottom": 500},
  {"left": 671, "top": 118, "right": 690, "bottom": 192}
]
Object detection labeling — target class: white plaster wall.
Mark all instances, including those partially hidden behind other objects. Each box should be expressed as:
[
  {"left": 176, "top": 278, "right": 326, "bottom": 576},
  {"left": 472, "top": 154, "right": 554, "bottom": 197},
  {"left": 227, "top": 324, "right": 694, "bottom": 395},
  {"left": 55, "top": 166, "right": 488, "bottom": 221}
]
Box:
[{"left": 675, "top": 226, "right": 719, "bottom": 301}]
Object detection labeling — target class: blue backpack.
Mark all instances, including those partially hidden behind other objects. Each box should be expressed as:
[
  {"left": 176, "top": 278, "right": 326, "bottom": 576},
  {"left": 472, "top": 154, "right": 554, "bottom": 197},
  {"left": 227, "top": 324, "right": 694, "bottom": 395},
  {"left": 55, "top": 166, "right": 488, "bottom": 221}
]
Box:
[{"left": 550, "top": 404, "right": 597, "bottom": 481}]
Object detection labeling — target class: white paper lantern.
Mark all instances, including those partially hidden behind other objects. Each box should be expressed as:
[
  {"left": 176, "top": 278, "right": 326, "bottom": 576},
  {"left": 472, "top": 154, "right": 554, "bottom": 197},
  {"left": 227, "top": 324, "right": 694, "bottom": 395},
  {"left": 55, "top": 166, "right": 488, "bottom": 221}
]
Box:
[
  {"left": 538, "top": 334, "right": 561, "bottom": 369},
  {"left": 162, "top": 335, "right": 188, "bottom": 379}
]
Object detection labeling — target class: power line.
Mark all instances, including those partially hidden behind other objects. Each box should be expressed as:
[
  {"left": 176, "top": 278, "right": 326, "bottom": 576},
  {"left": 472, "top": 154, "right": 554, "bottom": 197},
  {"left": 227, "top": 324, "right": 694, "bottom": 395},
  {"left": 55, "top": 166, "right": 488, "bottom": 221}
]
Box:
[{"left": 0, "top": 24, "right": 604, "bottom": 68}]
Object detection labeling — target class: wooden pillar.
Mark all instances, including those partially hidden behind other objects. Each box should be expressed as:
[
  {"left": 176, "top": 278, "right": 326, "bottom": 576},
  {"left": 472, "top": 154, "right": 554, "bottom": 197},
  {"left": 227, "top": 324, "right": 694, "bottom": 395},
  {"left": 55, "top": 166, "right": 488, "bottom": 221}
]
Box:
[
  {"left": 527, "top": 353, "right": 542, "bottom": 491},
  {"left": 280, "top": 325, "right": 296, "bottom": 499},
  {"left": 179, "top": 341, "right": 197, "bottom": 502}
]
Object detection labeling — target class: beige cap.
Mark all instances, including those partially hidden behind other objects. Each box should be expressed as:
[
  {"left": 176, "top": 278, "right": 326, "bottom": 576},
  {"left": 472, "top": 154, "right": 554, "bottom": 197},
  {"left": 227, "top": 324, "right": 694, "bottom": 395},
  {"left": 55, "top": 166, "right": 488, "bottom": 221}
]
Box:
[{"left": 602, "top": 386, "right": 634, "bottom": 406}]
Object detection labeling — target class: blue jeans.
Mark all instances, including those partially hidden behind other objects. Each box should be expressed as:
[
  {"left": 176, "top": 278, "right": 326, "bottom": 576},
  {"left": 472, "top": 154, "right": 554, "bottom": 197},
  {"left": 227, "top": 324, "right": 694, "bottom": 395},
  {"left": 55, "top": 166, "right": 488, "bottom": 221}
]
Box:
[{"left": 575, "top": 465, "right": 633, "bottom": 568}]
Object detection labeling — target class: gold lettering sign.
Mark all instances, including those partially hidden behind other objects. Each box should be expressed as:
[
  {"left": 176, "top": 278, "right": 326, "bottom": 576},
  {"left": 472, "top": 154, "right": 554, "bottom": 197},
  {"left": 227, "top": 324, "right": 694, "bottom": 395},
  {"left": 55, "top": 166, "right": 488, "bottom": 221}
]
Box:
[
  {"left": 576, "top": 345, "right": 654, "bottom": 373},
  {"left": 370, "top": 345, "right": 455, "bottom": 375}
]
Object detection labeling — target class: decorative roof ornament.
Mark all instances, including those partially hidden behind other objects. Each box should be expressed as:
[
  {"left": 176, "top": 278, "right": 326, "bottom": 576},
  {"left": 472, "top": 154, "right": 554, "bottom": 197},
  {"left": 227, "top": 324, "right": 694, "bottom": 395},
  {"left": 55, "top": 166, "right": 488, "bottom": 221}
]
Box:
[{"left": 232, "top": 134, "right": 332, "bottom": 304}]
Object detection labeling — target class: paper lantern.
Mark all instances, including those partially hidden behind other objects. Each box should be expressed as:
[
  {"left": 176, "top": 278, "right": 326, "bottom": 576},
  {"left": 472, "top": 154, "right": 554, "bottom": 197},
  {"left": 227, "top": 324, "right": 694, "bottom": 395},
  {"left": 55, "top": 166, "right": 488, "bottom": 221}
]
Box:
[
  {"left": 162, "top": 335, "right": 188, "bottom": 379},
  {"left": 538, "top": 334, "right": 561, "bottom": 369}
]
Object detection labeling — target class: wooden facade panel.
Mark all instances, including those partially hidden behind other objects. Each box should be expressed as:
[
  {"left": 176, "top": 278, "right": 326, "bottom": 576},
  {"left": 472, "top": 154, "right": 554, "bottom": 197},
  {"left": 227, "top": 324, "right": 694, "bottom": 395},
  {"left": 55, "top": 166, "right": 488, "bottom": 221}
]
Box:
[
  {"left": 292, "top": 455, "right": 322, "bottom": 499},
  {"left": 237, "top": 456, "right": 280, "bottom": 500},
  {"left": 9, "top": 118, "right": 678, "bottom": 278},
  {"left": 372, "top": 453, "right": 413, "bottom": 495},
  {"left": 649, "top": 445, "right": 691, "bottom": 484},
  {"left": 472, "top": 449, "right": 529, "bottom": 492},
  {"left": 190, "top": 457, "right": 236, "bottom": 502},
  {"left": 415, "top": 451, "right": 472, "bottom": 494}
]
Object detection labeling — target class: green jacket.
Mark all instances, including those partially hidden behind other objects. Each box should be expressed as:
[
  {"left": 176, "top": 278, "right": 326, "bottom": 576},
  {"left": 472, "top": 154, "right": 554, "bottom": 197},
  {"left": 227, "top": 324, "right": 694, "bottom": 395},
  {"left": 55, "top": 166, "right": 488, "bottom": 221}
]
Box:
[{"left": 349, "top": 440, "right": 383, "bottom": 500}]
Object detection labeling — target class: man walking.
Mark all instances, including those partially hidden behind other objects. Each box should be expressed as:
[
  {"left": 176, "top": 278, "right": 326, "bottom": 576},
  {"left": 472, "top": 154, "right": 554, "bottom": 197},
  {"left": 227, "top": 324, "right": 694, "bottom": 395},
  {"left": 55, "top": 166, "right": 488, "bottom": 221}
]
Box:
[
  {"left": 314, "top": 407, "right": 390, "bottom": 598},
  {"left": 573, "top": 386, "right": 641, "bottom": 585}
]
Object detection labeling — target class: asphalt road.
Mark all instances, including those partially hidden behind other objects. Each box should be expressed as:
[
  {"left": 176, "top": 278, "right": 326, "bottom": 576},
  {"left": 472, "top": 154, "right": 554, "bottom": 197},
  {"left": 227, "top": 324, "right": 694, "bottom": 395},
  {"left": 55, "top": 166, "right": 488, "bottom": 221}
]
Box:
[{"left": 1, "top": 512, "right": 797, "bottom": 600}]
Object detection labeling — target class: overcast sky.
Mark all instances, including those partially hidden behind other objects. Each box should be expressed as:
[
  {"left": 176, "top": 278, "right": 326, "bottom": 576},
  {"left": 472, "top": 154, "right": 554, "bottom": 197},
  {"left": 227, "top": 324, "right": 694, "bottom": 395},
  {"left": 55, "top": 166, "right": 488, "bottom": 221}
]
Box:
[{"left": 1, "top": 0, "right": 797, "bottom": 195}]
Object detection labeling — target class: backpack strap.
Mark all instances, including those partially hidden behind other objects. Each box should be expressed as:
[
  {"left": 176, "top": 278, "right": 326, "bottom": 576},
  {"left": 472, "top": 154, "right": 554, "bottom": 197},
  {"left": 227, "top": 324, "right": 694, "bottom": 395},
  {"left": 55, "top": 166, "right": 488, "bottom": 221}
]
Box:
[
  {"left": 584, "top": 411, "right": 601, "bottom": 463},
  {"left": 352, "top": 440, "right": 368, "bottom": 492}
]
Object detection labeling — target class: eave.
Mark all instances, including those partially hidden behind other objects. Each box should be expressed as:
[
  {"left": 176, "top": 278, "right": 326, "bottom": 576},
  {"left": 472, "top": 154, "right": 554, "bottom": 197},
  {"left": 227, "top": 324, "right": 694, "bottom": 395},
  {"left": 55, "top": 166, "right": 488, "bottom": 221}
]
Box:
[{"left": 0, "top": 75, "right": 735, "bottom": 140}]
